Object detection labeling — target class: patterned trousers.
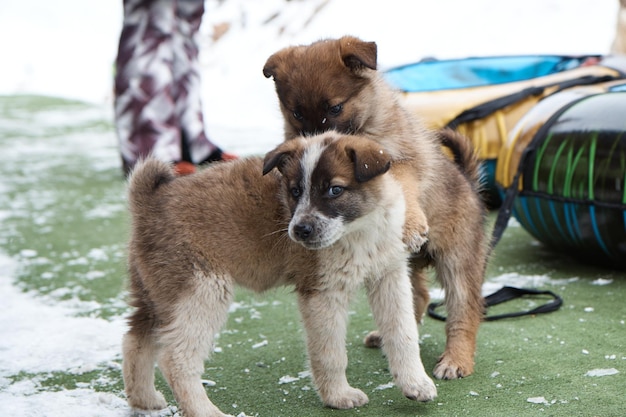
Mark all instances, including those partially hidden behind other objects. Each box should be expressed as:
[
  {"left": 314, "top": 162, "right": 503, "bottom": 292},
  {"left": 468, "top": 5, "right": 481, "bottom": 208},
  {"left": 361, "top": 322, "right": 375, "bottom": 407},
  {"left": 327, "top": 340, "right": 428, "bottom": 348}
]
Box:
[{"left": 114, "top": 0, "right": 219, "bottom": 173}]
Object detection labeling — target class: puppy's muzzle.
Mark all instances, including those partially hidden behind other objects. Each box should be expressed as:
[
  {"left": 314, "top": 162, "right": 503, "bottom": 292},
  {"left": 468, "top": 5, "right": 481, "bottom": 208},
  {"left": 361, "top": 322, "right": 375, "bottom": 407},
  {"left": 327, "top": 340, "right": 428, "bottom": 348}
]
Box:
[
  {"left": 290, "top": 214, "right": 337, "bottom": 249},
  {"left": 293, "top": 222, "right": 313, "bottom": 241}
]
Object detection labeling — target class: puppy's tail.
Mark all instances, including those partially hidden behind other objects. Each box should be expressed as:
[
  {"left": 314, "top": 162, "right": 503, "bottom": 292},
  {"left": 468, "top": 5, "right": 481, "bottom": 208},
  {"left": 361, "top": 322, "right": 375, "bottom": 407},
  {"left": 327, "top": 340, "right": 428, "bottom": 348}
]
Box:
[
  {"left": 127, "top": 158, "right": 175, "bottom": 211},
  {"left": 438, "top": 128, "right": 482, "bottom": 189}
]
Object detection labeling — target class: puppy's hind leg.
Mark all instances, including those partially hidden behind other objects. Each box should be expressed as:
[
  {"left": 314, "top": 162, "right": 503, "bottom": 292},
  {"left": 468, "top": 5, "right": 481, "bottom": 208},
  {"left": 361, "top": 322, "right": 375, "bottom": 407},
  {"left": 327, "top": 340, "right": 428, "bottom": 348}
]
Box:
[
  {"left": 157, "top": 273, "right": 234, "bottom": 417},
  {"left": 123, "top": 264, "right": 167, "bottom": 411},
  {"left": 409, "top": 264, "right": 431, "bottom": 325},
  {"left": 298, "top": 289, "right": 369, "bottom": 409},
  {"left": 123, "top": 320, "right": 168, "bottom": 410},
  {"left": 366, "top": 265, "right": 437, "bottom": 402},
  {"left": 432, "top": 252, "right": 485, "bottom": 380}
]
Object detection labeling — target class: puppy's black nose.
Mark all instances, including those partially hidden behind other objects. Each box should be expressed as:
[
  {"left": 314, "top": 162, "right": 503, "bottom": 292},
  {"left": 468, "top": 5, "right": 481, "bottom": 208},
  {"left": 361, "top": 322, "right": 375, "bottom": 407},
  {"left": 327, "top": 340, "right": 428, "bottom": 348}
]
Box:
[{"left": 293, "top": 223, "right": 313, "bottom": 240}]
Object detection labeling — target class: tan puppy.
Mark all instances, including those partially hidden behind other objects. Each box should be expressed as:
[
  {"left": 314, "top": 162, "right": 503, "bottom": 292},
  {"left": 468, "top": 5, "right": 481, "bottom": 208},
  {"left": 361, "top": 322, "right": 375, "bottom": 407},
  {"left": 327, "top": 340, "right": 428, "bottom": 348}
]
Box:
[
  {"left": 264, "top": 36, "right": 488, "bottom": 379},
  {"left": 123, "top": 132, "right": 437, "bottom": 417}
]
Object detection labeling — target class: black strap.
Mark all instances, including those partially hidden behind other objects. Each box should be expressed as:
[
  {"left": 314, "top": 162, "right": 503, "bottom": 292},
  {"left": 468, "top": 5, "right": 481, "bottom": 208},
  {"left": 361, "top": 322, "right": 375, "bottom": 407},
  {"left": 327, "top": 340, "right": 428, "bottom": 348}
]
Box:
[
  {"left": 488, "top": 91, "right": 596, "bottom": 248},
  {"left": 427, "top": 286, "right": 563, "bottom": 321},
  {"left": 447, "top": 85, "right": 544, "bottom": 130},
  {"left": 446, "top": 74, "right": 620, "bottom": 249},
  {"left": 446, "top": 74, "right": 618, "bottom": 131}
]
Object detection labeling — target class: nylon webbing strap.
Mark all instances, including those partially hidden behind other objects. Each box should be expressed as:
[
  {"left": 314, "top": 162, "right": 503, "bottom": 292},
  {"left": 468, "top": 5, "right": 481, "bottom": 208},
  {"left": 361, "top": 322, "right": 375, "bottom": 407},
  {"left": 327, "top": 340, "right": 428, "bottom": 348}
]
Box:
[
  {"left": 488, "top": 92, "right": 594, "bottom": 249},
  {"left": 447, "top": 86, "right": 545, "bottom": 130},
  {"left": 427, "top": 286, "right": 563, "bottom": 322},
  {"left": 446, "top": 74, "right": 620, "bottom": 250},
  {"left": 446, "top": 74, "right": 618, "bottom": 131}
]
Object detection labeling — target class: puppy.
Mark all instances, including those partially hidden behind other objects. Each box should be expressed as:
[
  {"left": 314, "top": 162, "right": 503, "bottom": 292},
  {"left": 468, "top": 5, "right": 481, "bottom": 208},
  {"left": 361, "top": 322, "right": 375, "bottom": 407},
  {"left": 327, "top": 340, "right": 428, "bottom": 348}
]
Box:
[
  {"left": 264, "top": 36, "right": 488, "bottom": 379},
  {"left": 123, "top": 132, "right": 437, "bottom": 417}
]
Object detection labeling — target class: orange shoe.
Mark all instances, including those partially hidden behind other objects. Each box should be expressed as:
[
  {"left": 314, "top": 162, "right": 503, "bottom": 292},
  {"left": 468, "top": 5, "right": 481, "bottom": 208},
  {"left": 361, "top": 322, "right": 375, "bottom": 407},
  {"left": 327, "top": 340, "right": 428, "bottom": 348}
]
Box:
[{"left": 174, "top": 161, "right": 196, "bottom": 176}]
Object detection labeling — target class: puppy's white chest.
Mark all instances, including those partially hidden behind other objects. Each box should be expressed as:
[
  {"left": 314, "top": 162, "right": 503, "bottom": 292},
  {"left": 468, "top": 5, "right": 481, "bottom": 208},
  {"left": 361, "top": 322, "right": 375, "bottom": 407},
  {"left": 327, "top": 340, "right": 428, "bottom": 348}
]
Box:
[{"left": 319, "top": 212, "right": 407, "bottom": 290}]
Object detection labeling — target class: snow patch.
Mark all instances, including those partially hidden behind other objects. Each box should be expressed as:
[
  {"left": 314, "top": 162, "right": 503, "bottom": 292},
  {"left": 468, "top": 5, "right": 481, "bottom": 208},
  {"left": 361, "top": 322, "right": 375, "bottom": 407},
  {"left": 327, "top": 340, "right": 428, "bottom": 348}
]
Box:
[
  {"left": 0, "top": 253, "right": 130, "bottom": 415},
  {"left": 277, "top": 370, "right": 311, "bottom": 385},
  {"left": 0, "top": 389, "right": 130, "bottom": 417},
  {"left": 278, "top": 375, "right": 300, "bottom": 384},
  {"left": 591, "top": 278, "right": 613, "bottom": 286},
  {"left": 373, "top": 382, "right": 395, "bottom": 391},
  {"left": 484, "top": 273, "right": 578, "bottom": 295},
  {"left": 251, "top": 339, "right": 268, "bottom": 349},
  {"left": 585, "top": 368, "right": 619, "bottom": 377}
]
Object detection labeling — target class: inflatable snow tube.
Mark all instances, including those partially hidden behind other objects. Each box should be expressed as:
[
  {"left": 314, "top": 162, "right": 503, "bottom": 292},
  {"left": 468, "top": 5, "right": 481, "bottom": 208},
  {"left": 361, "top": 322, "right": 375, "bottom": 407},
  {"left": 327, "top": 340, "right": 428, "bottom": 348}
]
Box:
[
  {"left": 385, "top": 55, "right": 626, "bottom": 206},
  {"left": 495, "top": 83, "right": 626, "bottom": 269}
]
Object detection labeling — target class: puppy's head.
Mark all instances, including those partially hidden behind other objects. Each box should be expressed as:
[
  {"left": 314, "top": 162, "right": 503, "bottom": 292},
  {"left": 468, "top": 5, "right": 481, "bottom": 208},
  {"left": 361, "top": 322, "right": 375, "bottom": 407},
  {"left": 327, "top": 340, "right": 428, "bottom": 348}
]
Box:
[
  {"left": 263, "top": 132, "right": 391, "bottom": 249},
  {"left": 263, "top": 36, "right": 378, "bottom": 139}
]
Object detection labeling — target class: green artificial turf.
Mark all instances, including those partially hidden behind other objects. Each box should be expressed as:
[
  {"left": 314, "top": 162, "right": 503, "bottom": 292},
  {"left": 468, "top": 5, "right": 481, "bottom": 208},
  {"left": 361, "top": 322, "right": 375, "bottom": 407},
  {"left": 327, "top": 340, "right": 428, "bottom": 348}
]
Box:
[{"left": 0, "top": 95, "right": 624, "bottom": 416}]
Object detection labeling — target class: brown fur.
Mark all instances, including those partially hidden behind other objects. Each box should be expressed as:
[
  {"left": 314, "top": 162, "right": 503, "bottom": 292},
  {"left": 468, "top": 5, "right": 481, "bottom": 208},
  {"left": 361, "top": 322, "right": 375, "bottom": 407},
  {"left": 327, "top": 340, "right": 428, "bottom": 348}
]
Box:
[
  {"left": 123, "top": 133, "right": 438, "bottom": 417},
  {"left": 264, "top": 36, "right": 489, "bottom": 379}
]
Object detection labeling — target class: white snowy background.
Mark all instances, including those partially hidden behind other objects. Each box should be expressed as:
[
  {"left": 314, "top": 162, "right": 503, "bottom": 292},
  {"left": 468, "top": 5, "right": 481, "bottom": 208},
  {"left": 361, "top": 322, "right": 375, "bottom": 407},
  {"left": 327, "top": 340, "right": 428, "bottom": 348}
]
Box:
[{"left": 0, "top": 0, "right": 621, "bottom": 415}]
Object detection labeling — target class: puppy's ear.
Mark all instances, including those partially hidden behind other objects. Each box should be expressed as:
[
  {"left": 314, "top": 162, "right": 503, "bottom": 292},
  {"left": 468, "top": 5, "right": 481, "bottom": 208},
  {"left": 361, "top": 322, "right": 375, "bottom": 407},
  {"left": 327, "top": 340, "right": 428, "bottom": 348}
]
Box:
[
  {"left": 344, "top": 139, "right": 391, "bottom": 183},
  {"left": 262, "top": 141, "right": 299, "bottom": 175},
  {"left": 263, "top": 48, "right": 291, "bottom": 80},
  {"left": 339, "top": 36, "right": 377, "bottom": 72},
  {"left": 263, "top": 53, "right": 279, "bottom": 79}
]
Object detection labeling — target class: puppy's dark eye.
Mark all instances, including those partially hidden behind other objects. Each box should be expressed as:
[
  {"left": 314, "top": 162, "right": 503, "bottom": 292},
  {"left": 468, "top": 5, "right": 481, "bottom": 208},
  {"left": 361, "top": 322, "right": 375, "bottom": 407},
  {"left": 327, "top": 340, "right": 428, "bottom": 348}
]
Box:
[
  {"left": 291, "top": 187, "right": 302, "bottom": 199},
  {"left": 328, "top": 185, "right": 343, "bottom": 197},
  {"left": 328, "top": 104, "right": 343, "bottom": 116},
  {"left": 293, "top": 110, "right": 303, "bottom": 121}
]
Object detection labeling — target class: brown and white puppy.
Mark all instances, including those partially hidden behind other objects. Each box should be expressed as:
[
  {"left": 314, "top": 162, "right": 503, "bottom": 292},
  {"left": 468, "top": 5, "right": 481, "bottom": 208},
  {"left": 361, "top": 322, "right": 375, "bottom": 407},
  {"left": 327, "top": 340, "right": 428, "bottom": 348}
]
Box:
[
  {"left": 123, "top": 132, "right": 437, "bottom": 417},
  {"left": 264, "top": 36, "right": 488, "bottom": 380}
]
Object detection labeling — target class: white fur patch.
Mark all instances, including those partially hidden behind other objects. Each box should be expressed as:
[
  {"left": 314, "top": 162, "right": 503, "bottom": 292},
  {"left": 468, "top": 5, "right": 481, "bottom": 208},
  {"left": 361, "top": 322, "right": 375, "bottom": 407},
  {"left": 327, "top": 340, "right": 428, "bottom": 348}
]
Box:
[
  {"left": 297, "top": 140, "right": 324, "bottom": 213},
  {"left": 289, "top": 140, "right": 346, "bottom": 248}
]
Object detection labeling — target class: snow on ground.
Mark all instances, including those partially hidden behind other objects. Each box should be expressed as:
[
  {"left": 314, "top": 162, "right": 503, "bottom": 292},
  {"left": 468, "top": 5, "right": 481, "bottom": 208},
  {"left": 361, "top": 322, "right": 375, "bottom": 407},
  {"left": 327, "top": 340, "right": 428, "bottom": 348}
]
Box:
[
  {"left": 0, "top": 1, "right": 622, "bottom": 415},
  {"left": 0, "top": 254, "right": 129, "bottom": 416},
  {"left": 0, "top": 261, "right": 125, "bottom": 377}
]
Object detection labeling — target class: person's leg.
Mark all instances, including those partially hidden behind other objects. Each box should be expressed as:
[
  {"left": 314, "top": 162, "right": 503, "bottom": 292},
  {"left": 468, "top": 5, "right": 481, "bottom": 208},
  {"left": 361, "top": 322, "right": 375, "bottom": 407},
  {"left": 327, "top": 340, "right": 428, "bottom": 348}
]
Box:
[
  {"left": 114, "top": 0, "right": 182, "bottom": 175},
  {"left": 173, "top": 0, "right": 228, "bottom": 164}
]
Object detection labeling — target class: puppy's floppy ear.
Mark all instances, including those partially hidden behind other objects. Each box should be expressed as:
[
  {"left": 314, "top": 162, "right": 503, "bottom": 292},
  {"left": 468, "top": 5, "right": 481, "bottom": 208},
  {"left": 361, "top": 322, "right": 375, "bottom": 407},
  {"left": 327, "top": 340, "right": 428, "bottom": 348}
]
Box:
[
  {"left": 344, "top": 138, "right": 391, "bottom": 183},
  {"left": 262, "top": 140, "right": 299, "bottom": 175},
  {"left": 263, "top": 52, "right": 279, "bottom": 79},
  {"left": 263, "top": 48, "right": 292, "bottom": 80},
  {"left": 339, "top": 36, "right": 377, "bottom": 72}
]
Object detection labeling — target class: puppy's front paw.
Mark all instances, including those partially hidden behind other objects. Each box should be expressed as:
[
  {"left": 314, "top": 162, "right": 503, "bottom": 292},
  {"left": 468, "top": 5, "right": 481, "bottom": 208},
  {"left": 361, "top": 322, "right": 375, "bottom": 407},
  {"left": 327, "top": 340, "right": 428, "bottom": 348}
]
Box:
[
  {"left": 399, "top": 373, "right": 437, "bottom": 402},
  {"left": 403, "top": 225, "right": 429, "bottom": 253},
  {"left": 433, "top": 354, "right": 474, "bottom": 380},
  {"left": 321, "top": 386, "right": 369, "bottom": 409}
]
